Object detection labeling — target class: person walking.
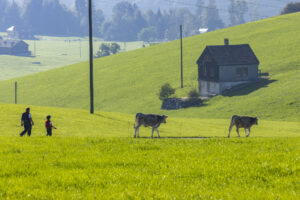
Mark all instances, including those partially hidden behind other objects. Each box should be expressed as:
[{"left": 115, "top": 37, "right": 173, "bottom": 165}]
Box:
[
  {"left": 20, "top": 107, "right": 34, "bottom": 137},
  {"left": 45, "top": 115, "right": 56, "bottom": 136}
]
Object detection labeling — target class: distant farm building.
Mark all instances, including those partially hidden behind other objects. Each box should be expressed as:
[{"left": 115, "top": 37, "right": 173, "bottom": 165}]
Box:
[
  {"left": 196, "top": 39, "right": 259, "bottom": 96},
  {"left": 6, "top": 26, "right": 35, "bottom": 40},
  {"left": 0, "top": 39, "right": 31, "bottom": 56}
]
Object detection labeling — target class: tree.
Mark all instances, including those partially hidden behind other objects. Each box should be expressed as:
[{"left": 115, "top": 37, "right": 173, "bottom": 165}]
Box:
[
  {"left": 110, "top": 43, "right": 121, "bottom": 54},
  {"left": 159, "top": 83, "right": 175, "bottom": 100},
  {"left": 22, "top": 0, "right": 76, "bottom": 36},
  {"left": 94, "top": 43, "right": 121, "bottom": 58},
  {"left": 0, "top": 0, "right": 8, "bottom": 31},
  {"left": 101, "top": 1, "right": 147, "bottom": 41},
  {"left": 281, "top": 2, "right": 300, "bottom": 15},
  {"left": 202, "top": 0, "right": 224, "bottom": 31},
  {"left": 2, "top": 0, "right": 21, "bottom": 28},
  {"left": 22, "top": 0, "right": 44, "bottom": 34},
  {"left": 228, "top": 0, "right": 248, "bottom": 26},
  {"left": 195, "top": 0, "right": 204, "bottom": 28},
  {"left": 94, "top": 43, "right": 110, "bottom": 58},
  {"left": 138, "top": 26, "right": 158, "bottom": 42}
]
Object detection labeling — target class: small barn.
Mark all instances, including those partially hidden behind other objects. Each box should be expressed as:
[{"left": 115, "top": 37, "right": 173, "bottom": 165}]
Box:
[
  {"left": 0, "top": 39, "right": 31, "bottom": 56},
  {"left": 196, "top": 39, "right": 259, "bottom": 96}
]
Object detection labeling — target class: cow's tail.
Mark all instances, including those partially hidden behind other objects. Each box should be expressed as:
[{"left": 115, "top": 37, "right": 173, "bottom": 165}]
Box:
[{"left": 228, "top": 115, "right": 236, "bottom": 138}]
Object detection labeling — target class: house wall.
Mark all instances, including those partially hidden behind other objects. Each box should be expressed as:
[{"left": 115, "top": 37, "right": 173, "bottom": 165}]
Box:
[
  {"left": 199, "top": 80, "right": 254, "bottom": 97},
  {"left": 11, "top": 43, "right": 29, "bottom": 55},
  {"left": 199, "top": 80, "right": 220, "bottom": 96},
  {"left": 219, "top": 64, "right": 258, "bottom": 82}
]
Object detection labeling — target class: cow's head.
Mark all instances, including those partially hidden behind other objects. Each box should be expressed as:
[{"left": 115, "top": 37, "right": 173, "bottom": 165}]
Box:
[
  {"left": 253, "top": 117, "right": 258, "bottom": 125},
  {"left": 161, "top": 115, "right": 168, "bottom": 123}
]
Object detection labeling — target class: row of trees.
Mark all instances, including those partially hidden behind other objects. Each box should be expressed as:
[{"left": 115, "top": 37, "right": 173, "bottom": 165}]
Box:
[
  {"left": 0, "top": 0, "right": 104, "bottom": 36},
  {"left": 0, "top": 0, "right": 285, "bottom": 42}
]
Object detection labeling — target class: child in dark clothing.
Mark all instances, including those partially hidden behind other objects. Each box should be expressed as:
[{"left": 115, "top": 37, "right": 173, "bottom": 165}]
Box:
[{"left": 45, "top": 115, "right": 56, "bottom": 136}]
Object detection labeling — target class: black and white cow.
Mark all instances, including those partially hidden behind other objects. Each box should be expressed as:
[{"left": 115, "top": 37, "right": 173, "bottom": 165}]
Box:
[
  {"left": 134, "top": 113, "right": 168, "bottom": 138},
  {"left": 228, "top": 115, "right": 258, "bottom": 138}
]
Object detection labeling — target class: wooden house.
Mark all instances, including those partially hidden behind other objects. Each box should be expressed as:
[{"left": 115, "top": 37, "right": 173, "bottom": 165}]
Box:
[
  {"left": 196, "top": 39, "right": 259, "bottom": 96},
  {"left": 0, "top": 39, "right": 31, "bottom": 56}
]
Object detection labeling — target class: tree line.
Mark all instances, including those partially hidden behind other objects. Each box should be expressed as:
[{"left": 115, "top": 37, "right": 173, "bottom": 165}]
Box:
[{"left": 0, "top": 0, "right": 295, "bottom": 42}]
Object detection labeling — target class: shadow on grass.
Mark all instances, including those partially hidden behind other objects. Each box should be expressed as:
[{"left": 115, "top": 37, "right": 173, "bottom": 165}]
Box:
[
  {"left": 222, "top": 79, "right": 277, "bottom": 97},
  {"left": 136, "top": 136, "right": 211, "bottom": 139}
]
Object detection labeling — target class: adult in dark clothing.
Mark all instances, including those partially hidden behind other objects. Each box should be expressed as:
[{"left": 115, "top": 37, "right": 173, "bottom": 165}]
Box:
[{"left": 20, "top": 107, "right": 34, "bottom": 137}]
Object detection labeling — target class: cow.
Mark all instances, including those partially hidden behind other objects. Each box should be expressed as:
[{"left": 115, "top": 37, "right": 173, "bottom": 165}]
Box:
[
  {"left": 134, "top": 113, "right": 168, "bottom": 138},
  {"left": 228, "top": 115, "right": 258, "bottom": 138}
]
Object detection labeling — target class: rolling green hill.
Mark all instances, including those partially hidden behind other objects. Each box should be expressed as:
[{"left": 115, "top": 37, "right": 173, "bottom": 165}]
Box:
[{"left": 0, "top": 13, "right": 300, "bottom": 121}]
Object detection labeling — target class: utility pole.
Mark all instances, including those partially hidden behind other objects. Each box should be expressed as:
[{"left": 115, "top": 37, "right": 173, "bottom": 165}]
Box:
[
  {"left": 15, "top": 81, "right": 17, "bottom": 104},
  {"left": 180, "top": 25, "right": 183, "bottom": 88},
  {"left": 88, "top": 0, "right": 94, "bottom": 114}
]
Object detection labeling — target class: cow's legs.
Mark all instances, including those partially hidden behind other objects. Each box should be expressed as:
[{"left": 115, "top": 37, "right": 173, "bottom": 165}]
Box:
[
  {"left": 246, "top": 128, "right": 251, "bottom": 137},
  {"left": 156, "top": 128, "right": 160, "bottom": 138},
  {"left": 244, "top": 128, "right": 247, "bottom": 136},
  {"left": 134, "top": 125, "right": 141, "bottom": 138},
  {"left": 236, "top": 127, "right": 240, "bottom": 137},
  {"left": 228, "top": 124, "right": 233, "bottom": 138},
  {"left": 151, "top": 127, "right": 155, "bottom": 138}
]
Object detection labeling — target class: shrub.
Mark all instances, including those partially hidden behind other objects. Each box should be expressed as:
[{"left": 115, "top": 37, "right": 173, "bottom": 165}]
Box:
[
  {"left": 188, "top": 88, "right": 200, "bottom": 98},
  {"left": 281, "top": 2, "right": 300, "bottom": 15},
  {"left": 159, "top": 83, "right": 175, "bottom": 100}
]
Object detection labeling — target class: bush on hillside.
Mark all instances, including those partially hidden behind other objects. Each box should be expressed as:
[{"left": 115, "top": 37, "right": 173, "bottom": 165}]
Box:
[
  {"left": 188, "top": 88, "right": 200, "bottom": 98},
  {"left": 281, "top": 2, "right": 300, "bottom": 15},
  {"left": 159, "top": 83, "right": 175, "bottom": 100},
  {"left": 94, "top": 43, "right": 121, "bottom": 58}
]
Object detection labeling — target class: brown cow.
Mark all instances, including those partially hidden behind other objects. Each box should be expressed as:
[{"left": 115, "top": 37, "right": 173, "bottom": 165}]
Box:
[
  {"left": 228, "top": 115, "right": 258, "bottom": 138},
  {"left": 134, "top": 113, "right": 168, "bottom": 138}
]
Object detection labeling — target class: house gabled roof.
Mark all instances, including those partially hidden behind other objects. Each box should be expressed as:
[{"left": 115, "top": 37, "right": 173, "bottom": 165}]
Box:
[
  {"left": 0, "top": 40, "right": 28, "bottom": 48},
  {"left": 197, "top": 44, "right": 259, "bottom": 66}
]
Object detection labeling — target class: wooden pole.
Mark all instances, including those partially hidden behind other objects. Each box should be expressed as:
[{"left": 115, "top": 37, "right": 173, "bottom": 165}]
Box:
[
  {"left": 88, "top": 0, "right": 94, "bottom": 114},
  {"left": 180, "top": 25, "right": 183, "bottom": 88}
]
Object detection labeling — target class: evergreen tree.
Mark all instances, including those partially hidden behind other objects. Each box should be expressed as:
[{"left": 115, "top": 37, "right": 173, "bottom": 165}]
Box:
[
  {"left": 3, "top": 1, "right": 21, "bottom": 28},
  {"left": 202, "top": 0, "right": 224, "bottom": 31},
  {"left": 0, "top": 0, "right": 9, "bottom": 31},
  {"left": 22, "top": 0, "right": 44, "bottom": 34},
  {"left": 228, "top": 0, "right": 248, "bottom": 26},
  {"left": 281, "top": 2, "right": 300, "bottom": 14},
  {"left": 102, "top": 1, "right": 147, "bottom": 41},
  {"left": 195, "top": 0, "right": 204, "bottom": 28}
]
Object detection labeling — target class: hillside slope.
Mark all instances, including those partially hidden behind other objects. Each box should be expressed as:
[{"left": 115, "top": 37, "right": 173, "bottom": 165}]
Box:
[{"left": 0, "top": 13, "right": 300, "bottom": 120}]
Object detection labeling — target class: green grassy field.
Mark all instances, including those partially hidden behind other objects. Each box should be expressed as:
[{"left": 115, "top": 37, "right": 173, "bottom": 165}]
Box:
[
  {"left": 0, "top": 103, "right": 299, "bottom": 199},
  {"left": 0, "top": 35, "right": 145, "bottom": 81},
  {"left": 0, "top": 13, "right": 300, "bottom": 121},
  {"left": 0, "top": 13, "right": 300, "bottom": 199}
]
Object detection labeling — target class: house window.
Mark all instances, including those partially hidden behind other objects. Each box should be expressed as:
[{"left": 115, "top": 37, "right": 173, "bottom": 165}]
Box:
[
  {"left": 236, "top": 67, "right": 248, "bottom": 77},
  {"left": 210, "top": 67, "right": 215, "bottom": 78},
  {"left": 202, "top": 66, "right": 207, "bottom": 76}
]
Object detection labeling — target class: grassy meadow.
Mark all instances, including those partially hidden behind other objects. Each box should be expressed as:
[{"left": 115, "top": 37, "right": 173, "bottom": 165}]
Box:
[
  {"left": 0, "top": 35, "right": 145, "bottom": 81},
  {"left": 0, "top": 13, "right": 300, "bottom": 121},
  {"left": 0, "top": 103, "right": 299, "bottom": 199},
  {"left": 0, "top": 13, "right": 300, "bottom": 199}
]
